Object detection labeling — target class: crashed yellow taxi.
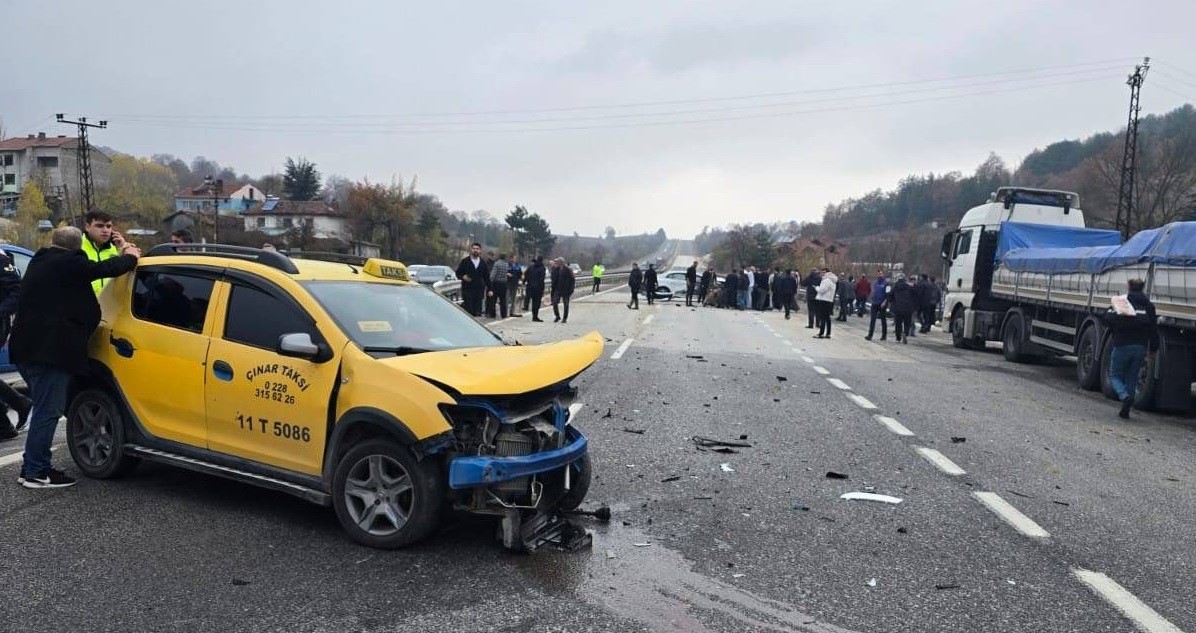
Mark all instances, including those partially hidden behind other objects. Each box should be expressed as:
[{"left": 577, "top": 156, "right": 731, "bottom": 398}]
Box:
[{"left": 69, "top": 245, "right": 602, "bottom": 551}]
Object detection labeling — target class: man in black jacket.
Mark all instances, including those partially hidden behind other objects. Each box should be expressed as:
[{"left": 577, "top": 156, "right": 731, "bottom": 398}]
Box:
[
  {"left": 524, "top": 256, "right": 547, "bottom": 322},
  {"left": 455, "top": 242, "right": 489, "bottom": 317},
  {"left": 11, "top": 226, "right": 140, "bottom": 488},
  {"left": 684, "top": 262, "right": 698, "bottom": 307},
  {"left": 753, "top": 268, "right": 769, "bottom": 311},
  {"left": 803, "top": 269, "right": 821, "bottom": 328},
  {"left": 776, "top": 270, "right": 799, "bottom": 319},
  {"left": 0, "top": 248, "right": 31, "bottom": 440},
  {"left": 644, "top": 264, "right": 659, "bottom": 306},
  {"left": 628, "top": 263, "right": 643, "bottom": 310},
  {"left": 698, "top": 267, "right": 713, "bottom": 305},
  {"left": 890, "top": 276, "right": 918, "bottom": 343},
  {"left": 1104, "top": 279, "right": 1159, "bottom": 418},
  {"left": 550, "top": 258, "right": 576, "bottom": 323},
  {"left": 720, "top": 268, "right": 737, "bottom": 308}
]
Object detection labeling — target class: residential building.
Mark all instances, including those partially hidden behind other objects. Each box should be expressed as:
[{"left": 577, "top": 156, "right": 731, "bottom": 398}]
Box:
[
  {"left": 241, "top": 198, "right": 348, "bottom": 239},
  {"left": 174, "top": 181, "right": 266, "bottom": 216},
  {"left": 0, "top": 132, "right": 112, "bottom": 213}
]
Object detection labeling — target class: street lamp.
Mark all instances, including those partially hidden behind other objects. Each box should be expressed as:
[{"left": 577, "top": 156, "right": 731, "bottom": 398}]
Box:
[{"left": 203, "top": 175, "right": 224, "bottom": 242}]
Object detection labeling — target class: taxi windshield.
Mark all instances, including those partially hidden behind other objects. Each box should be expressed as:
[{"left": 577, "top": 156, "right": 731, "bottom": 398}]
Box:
[{"left": 304, "top": 281, "right": 502, "bottom": 354}]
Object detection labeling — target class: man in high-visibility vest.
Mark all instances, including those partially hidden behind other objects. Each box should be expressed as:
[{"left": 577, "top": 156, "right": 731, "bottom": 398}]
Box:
[
  {"left": 81, "top": 211, "right": 125, "bottom": 295},
  {"left": 591, "top": 261, "right": 604, "bottom": 293}
]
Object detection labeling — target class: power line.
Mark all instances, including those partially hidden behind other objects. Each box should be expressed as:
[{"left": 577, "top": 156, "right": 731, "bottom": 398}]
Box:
[
  {"left": 109, "top": 65, "right": 1128, "bottom": 130},
  {"left": 102, "top": 57, "right": 1137, "bottom": 122},
  {"left": 111, "top": 73, "right": 1121, "bottom": 137},
  {"left": 1153, "top": 82, "right": 1195, "bottom": 101},
  {"left": 1152, "top": 70, "right": 1196, "bottom": 91},
  {"left": 1153, "top": 59, "right": 1196, "bottom": 81}
]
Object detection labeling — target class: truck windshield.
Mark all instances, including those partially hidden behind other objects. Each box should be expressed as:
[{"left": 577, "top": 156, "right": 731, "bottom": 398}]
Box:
[{"left": 303, "top": 281, "right": 502, "bottom": 354}]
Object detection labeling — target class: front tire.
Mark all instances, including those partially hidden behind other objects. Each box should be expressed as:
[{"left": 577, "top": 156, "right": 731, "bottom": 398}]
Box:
[
  {"left": 951, "top": 309, "right": 981, "bottom": 350},
  {"left": 332, "top": 439, "right": 444, "bottom": 549},
  {"left": 557, "top": 454, "right": 592, "bottom": 512},
  {"left": 66, "top": 388, "right": 137, "bottom": 479}
]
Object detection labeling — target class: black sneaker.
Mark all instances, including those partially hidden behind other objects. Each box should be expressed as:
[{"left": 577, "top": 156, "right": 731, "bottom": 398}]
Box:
[
  {"left": 20, "top": 468, "right": 76, "bottom": 489},
  {"left": 1119, "top": 396, "right": 1133, "bottom": 419}
]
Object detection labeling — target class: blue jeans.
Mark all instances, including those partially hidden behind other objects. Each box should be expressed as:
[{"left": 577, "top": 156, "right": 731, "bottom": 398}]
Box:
[
  {"left": 19, "top": 363, "right": 72, "bottom": 478},
  {"left": 1108, "top": 344, "right": 1147, "bottom": 402},
  {"left": 737, "top": 289, "right": 749, "bottom": 309}
]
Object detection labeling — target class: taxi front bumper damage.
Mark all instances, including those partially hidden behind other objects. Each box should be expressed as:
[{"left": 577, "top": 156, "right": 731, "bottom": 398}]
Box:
[{"left": 438, "top": 396, "right": 593, "bottom": 552}]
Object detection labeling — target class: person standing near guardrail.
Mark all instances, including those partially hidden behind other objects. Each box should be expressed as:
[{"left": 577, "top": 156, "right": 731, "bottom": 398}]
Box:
[
  {"left": 591, "top": 261, "right": 604, "bottom": 294},
  {"left": 507, "top": 254, "right": 522, "bottom": 317},
  {"left": 487, "top": 254, "right": 510, "bottom": 318},
  {"left": 551, "top": 258, "right": 575, "bottom": 323},
  {"left": 1103, "top": 278, "right": 1159, "bottom": 419},
  {"left": 628, "top": 262, "right": 643, "bottom": 310},
  {"left": 525, "top": 256, "right": 546, "bottom": 322},
  {"left": 644, "top": 263, "right": 658, "bottom": 306},
  {"left": 684, "top": 261, "right": 698, "bottom": 307},
  {"left": 455, "top": 242, "right": 489, "bottom": 317}
]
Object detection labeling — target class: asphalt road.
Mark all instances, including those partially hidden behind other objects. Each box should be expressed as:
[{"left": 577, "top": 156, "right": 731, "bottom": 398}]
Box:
[{"left": 1, "top": 288, "right": 1193, "bottom": 632}]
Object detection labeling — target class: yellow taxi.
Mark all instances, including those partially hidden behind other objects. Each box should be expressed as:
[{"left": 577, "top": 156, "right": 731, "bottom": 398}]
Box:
[{"left": 67, "top": 244, "right": 602, "bottom": 550}]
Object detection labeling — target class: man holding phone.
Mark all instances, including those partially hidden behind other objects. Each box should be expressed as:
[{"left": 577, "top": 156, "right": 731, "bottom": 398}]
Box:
[{"left": 81, "top": 211, "right": 125, "bottom": 295}]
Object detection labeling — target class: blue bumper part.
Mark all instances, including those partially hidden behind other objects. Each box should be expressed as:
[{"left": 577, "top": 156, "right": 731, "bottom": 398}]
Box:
[{"left": 448, "top": 426, "right": 587, "bottom": 489}]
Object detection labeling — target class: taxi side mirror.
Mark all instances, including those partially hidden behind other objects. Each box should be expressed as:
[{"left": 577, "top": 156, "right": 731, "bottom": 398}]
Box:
[{"left": 278, "top": 332, "right": 332, "bottom": 363}]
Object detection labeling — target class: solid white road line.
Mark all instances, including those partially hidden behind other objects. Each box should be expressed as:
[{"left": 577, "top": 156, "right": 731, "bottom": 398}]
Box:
[
  {"left": 801, "top": 356, "right": 815, "bottom": 364},
  {"left": 1073, "top": 569, "right": 1183, "bottom": 633},
  {"left": 575, "top": 283, "right": 629, "bottom": 301},
  {"left": 827, "top": 378, "right": 852, "bottom": 391},
  {"left": 874, "top": 415, "right": 915, "bottom": 436},
  {"left": 913, "top": 446, "right": 966, "bottom": 475},
  {"left": 813, "top": 366, "right": 830, "bottom": 376},
  {"left": 972, "top": 492, "right": 1050, "bottom": 538},
  {"left": 846, "top": 393, "right": 877, "bottom": 410},
  {"left": 611, "top": 338, "right": 635, "bottom": 360},
  {"left": 642, "top": 314, "right": 655, "bottom": 325}
]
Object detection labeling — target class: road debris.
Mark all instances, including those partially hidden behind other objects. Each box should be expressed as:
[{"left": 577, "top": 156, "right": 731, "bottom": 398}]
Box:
[
  {"left": 694, "top": 496, "right": 713, "bottom": 500},
  {"left": 660, "top": 476, "right": 681, "bottom": 483},
  {"left": 1007, "top": 490, "right": 1036, "bottom": 499},
  {"left": 793, "top": 502, "right": 810, "bottom": 511},
  {"left": 776, "top": 376, "right": 788, "bottom": 382},
  {"left": 935, "top": 584, "right": 961, "bottom": 590},
  {"left": 732, "top": 573, "right": 746, "bottom": 578},
  {"left": 840, "top": 492, "right": 903, "bottom": 504},
  {"left": 568, "top": 506, "right": 612, "bottom": 523},
  {"left": 622, "top": 427, "right": 646, "bottom": 435},
  {"left": 896, "top": 527, "right": 908, "bottom": 534},
  {"left": 633, "top": 542, "right": 652, "bottom": 548},
  {"left": 686, "top": 355, "right": 705, "bottom": 359},
  {"left": 601, "top": 408, "right": 613, "bottom": 419},
  {"left": 692, "top": 436, "right": 752, "bottom": 450},
  {"left": 720, "top": 463, "right": 735, "bottom": 473},
  {"left": 825, "top": 471, "right": 849, "bottom": 480},
  {"left": 605, "top": 549, "right": 617, "bottom": 560},
  {"left": 232, "top": 578, "right": 251, "bottom": 586},
  {"left": 951, "top": 436, "right": 966, "bottom": 443},
  {"left": 713, "top": 447, "right": 738, "bottom": 454},
  {"left": 739, "top": 434, "right": 749, "bottom": 440},
  {"left": 866, "top": 578, "right": 877, "bottom": 588},
  {"left": 1052, "top": 500, "right": 1071, "bottom": 506}
]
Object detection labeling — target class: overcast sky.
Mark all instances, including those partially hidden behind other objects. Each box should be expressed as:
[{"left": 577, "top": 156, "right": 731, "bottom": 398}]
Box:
[{"left": 4, "top": 1, "right": 1195, "bottom": 238}]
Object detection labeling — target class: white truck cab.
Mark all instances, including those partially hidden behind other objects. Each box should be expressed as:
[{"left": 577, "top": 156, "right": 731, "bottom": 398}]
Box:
[{"left": 941, "top": 187, "right": 1085, "bottom": 348}]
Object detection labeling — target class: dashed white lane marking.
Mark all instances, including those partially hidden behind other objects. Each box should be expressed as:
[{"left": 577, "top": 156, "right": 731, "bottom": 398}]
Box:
[
  {"left": 1073, "top": 569, "right": 1183, "bottom": 633},
  {"left": 801, "top": 356, "right": 815, "bottom": 364},
  {"left": 813, "top": 366, "right": 830, "bottom": 376},
  {"left": 642, "top": 314, "right": 655, "bottom": 325},
  {"left": 913, "top": 446, "right": 966, "bottom": 475},
  {"left": 972, "top": 492, "right": 1050, "bottom": 538},
  {"left": 827, "top": 378, "right": 852, "bottom": 391},
  {"left": 874, "top": 415, "right": 915, "bottom": 436},
  {"left": 846, "top": 393, "right": 877, "bottom": 410},
  {"left": 0, "top": 443, "right": 59, "bottom": 469},
  {"left": 611, "top": 338, "right": 635, "bottom": 360}
]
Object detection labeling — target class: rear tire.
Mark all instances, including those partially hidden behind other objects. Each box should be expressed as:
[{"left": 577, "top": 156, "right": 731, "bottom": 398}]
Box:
[
  {"left": 332, "top": 439, "right": 444, "bottom": 549},
  {"left": 1002, "top": 312, "right": 1030, "bottom": 363},
  {"left": 1100, "top": 336, "right": 1119, "bottom": 400},
  {"left": 1076, "top": 325, "right": 1101, "bottom": 391},
  {"left": 66, "top": 388, "right": 138, "bottom": 479},
  {"left": 1135, "top": 352, "right": 1160, "bottom": 411}
]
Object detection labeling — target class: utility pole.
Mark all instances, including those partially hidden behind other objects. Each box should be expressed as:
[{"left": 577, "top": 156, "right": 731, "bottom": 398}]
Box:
[
  {"left": 1114, "top": 57, "right": 1149, "bottom": 240},
  {"left": 56, "top": 114, "right": 107, "bottom": 225}
]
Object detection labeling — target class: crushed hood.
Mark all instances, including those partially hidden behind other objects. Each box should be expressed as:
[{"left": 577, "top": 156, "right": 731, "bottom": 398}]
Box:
[{"left": 381, "top": 331, "right": 604, "bottom": 395}]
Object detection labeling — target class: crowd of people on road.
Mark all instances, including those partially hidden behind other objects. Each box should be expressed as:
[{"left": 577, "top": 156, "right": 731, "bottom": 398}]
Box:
[{"left": 455, "top": 242, "right": 581, "bottom": 324}]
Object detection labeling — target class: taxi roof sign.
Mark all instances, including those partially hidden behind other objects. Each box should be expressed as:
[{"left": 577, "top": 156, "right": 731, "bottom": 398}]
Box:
[{"left": 362, "top": 258, "right": 410, "bottom": 281}]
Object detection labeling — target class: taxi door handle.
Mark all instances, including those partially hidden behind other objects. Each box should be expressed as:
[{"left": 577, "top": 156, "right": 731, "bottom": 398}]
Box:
[
  {"left": 212, "top": 360, "right": 234, "bottom": 381},
  {"left": 109, "top": 335, "right": 135, "bottom": 358}
]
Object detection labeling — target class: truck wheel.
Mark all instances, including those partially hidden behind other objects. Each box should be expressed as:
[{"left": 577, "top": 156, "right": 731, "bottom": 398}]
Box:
[
  {"left": 557, "top": 454, "right": 592, "bottom": 512},
  {"left": 1075, "top": 325, "right": 1101, "bottom": 391},
  {"left": 332, "top": 439, "right": 444, "bottom": 549},
  {"left": 950, "top": 310, "right": 970, "bottom": 349},
  {"left": 1135, "top": 353, "right": 1160, "bottom": 411},
  {"left": 66, "top": 388, "right": 138, "bottom": 479},
  {"left": 1100, "top": 338, "right": 1119, "bottom": 400},
  {"left": 1002, "top": 313, "right": 1030, "bottom": 363}
]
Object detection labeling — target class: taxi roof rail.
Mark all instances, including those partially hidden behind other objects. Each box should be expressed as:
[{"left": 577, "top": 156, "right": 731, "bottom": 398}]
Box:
[
  {"left": 286, "top": 251, "right": 369, "bottom": 266},
  {"left": 144, "top": 243, "right": 301, "bottom": 274}
]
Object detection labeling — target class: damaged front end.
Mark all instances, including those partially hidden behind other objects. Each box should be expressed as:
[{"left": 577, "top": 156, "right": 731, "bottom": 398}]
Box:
[{"left": 439, "top": 385, "right": 592, "bottom": 552}]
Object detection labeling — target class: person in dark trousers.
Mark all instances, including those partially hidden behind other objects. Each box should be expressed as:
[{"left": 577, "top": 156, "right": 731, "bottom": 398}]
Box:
[
  {"left": 628, "top": 263, "right": 643, "bottom": 309},
  {"left": 507, "top": 255, "right": 522, "bottom": 317},
  {"left": 865, "top": 273, "right": 890, "bottom": 341},
  {"left": 1103, "top": 279, "right": 1159, "bottom": 418},
  {"left": 803, "top": 268, "right": 821, "bottom": 328},
  {"left": 770, "top": 268, "right": 781, "bottom": 310},
  {"left": 551, "top": 258, "right": 576, "bottom": 323},
  {"left": 854, "top": 274, "right": 871, "bottom": 317},
  {"left": 525, "top": 256, "right": 546, "bottom": 322},
  {"left": 0, "top": 247, "right": 32, "bottom": 440},
  {"left": 644, "top": 264, "right": 658, "bottom": 306},
  {"left": 455, "top": 242, "right": 489, "bottom": 317},
  {"left": 684, "top": 261, "right": 698, "bottom": 306},
  {"left": 776, "top": 270, "right": 799, "bottom": 319},
  {"left": 890, "top": 276, "right": 917, "bottom": 343},
  {"left": 919, "top": 275, "right": 940, "bottom": 333},
  {"left": 12, "top": 226, "right": 140, "bottom": 488},
  {"left": 814, "top": 269, "right": 838, "bottom": 338},
  {"left": 836, "top": 274, "right": 852, "bottom": 321},
  {"left": 720, "top": 267, "right": 737, "bottom": 308},
  {"left": 487, "top": 254, "right": 510, "bottom": 318},
  {"left": 754, "top": 268, "right": 770, "bottom": 310},
  {"left": 698, "top": 267, "right": 713, "bottom": 305}
]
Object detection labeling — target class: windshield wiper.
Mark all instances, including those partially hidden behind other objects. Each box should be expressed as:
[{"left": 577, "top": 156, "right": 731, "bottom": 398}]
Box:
[{"left": 361, "top": 345, "right": 432, "bottom": 356}]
